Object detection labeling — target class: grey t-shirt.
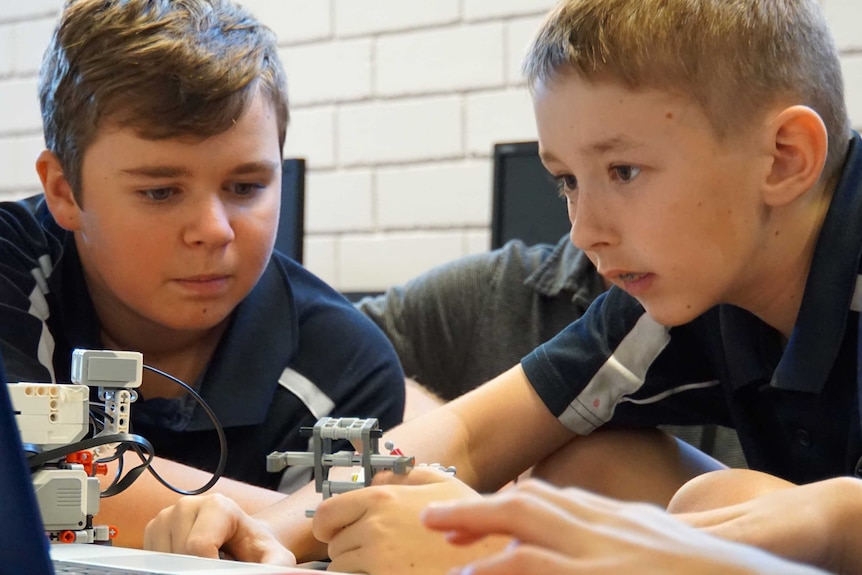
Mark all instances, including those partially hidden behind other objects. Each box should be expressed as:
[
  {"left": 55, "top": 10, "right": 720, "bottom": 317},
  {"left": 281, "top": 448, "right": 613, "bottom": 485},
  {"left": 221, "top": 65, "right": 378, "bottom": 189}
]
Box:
[{"left": 357, "top": 237, "right": 603, "bottom": 400}]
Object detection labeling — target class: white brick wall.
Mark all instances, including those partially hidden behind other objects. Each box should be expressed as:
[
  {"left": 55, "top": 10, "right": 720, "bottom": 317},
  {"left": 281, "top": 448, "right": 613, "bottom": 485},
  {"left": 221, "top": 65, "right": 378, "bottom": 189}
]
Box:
[
  {"left": 1, "top": 0, "right": 860, "bottom": 292},
  {"left": 338, "top": 96, "right": 463, "bottom": 166},
  {"left": 376, "top": 24, "right": 505, "bottom": 96},
  {"left": 280, "top": 40, "right": 372, "bottom": 106},
  {"left": 334, "top": 0, "right": 460, "bottom": 37}
]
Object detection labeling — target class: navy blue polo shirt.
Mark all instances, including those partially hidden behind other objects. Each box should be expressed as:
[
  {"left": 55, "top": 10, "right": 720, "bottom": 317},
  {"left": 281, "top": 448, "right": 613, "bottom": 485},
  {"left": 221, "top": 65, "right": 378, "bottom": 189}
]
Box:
[
  {"left": 0, "top": 195, "right": 405, "bottom": 490},
  {"left": 523, "top": 132, "right": 862, "bottom": 485}
]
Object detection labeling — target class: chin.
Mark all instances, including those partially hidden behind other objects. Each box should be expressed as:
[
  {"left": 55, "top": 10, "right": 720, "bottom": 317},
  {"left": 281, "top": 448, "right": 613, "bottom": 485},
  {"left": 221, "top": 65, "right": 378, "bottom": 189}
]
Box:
[
  {"left": 160, "top": 307, "right": 233, "bottom": 332},
  {"left": 640, "top": 302, "right": 702, "bottom": 328}
]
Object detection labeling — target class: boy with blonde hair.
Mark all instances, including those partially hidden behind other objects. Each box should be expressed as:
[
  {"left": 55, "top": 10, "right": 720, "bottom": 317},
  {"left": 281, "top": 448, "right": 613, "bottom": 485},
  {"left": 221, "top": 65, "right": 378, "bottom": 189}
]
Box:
[
  {"left": 0, "top": 0, "right": 404, "bottom": 551},
  {"left": 146, "top": 0, "right": 862, "bottom": 573}
]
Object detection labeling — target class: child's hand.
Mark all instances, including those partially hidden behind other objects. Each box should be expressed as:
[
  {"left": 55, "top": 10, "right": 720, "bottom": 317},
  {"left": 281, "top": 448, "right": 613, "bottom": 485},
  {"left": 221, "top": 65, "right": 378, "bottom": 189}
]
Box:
[
  {"left": 144, "top": 493, "right": 297, "bottom": 566},
  {"left": 420, "top": 478, "right": 827, "bottom": 575},
  {"left": 673, "top": 472, "right": 862, "bottom": 575},
  {"left": 312, "top": 468, "right": 510, "bottom": 575}
]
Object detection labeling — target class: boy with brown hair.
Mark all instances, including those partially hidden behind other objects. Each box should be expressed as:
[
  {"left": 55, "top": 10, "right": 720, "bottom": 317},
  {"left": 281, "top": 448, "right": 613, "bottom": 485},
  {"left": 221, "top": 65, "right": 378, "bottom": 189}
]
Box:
[
  {"left": 146, "top": 0, "right": 862, "bottom": 573},
  {"left": 0, "top": 0, "right": 404, "bottom": 552}
]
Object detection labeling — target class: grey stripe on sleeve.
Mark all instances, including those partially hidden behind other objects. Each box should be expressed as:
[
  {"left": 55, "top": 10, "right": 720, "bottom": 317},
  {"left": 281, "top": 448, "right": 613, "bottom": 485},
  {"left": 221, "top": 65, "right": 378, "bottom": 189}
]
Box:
[{"left": 559, "top": 313, "right": 670, "bottom": 434}]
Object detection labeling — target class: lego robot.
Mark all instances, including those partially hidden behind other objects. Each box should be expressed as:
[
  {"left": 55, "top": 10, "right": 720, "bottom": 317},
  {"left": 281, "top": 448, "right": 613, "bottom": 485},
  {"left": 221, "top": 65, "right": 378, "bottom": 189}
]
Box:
[
  {"left": 267, "top": 417, "right": 417, "bottom": 516},
  {"left": 8, "top": 349, "right": 144, "bottom": 544}
]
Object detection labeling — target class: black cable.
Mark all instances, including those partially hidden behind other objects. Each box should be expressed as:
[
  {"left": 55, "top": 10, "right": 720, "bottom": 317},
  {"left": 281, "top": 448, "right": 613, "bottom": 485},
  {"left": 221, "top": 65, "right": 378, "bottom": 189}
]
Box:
[
  {"left": 27, "top": 432, "right": 155, "bottom": 497},
  {"left": 138, "top": 364, "right": 228, "bottom": 495},
  {"left": 26, "top": 365, "right": 228, "bottom": 498}
]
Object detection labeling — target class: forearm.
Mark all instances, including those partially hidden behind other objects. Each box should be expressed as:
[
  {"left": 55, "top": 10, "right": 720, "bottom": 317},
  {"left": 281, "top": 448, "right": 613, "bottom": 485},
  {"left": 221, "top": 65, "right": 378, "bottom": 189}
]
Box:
[
  {"left": 831, "top": 476, "right": 862, "bottom": 574},
  {"left": 98, "top": 453, "right": 283, "bottom": 549},
  {"left": 379, "top": 365, "right": 571, "bottom": 492}
]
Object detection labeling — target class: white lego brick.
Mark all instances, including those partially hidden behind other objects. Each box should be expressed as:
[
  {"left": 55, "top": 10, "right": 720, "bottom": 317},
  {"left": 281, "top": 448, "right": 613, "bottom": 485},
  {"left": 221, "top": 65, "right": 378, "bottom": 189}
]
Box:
[
  {"left": 824, "top": 0, "right": 862, "bottom": 52},
  {"left": 334, "top": 0, "right": 460, "bottom": 37},
  {"left": 842, "top": 56, "right": 862, "bottom": 130},
  {"left": 280, "top": 39, "right": 371, "bottom": 106},
  {"left": 8, "top": 383, "right": 89, "bottom": 448},
  {"left": 338, "top": 96, "right": 462, "bottom": 166},
  {"left": 305, "top": 170, "right": 374, "bottom": 233},
  {"left": 240, "top": 0, "right": 332, "bottom": 45},
  {"left": 376, "top": 23, "right": 505, "bottom": 97},
  {"left": 0, "top": 77, "right": 42, "bottom": 133},
  {"left": 13, "top": 18, "right": 56, "bottom": 75},
  {"left": 283, "top": 106, "right": 336, "bottom": 169},
  {"left": 376, "top": 161, "right": 492, "bottom": 228},
  {"left": 465, "top": 229, "right": 493, "bottom": 254},
  {"left": 303, "top": 236, "right": 338, "bottom": 286},
  {"left": 338, "top": 231, "right": 466, "bottom": 291},
  {"left": 0, "top": 1, "right": 61, "bottom": 22},
  {"left": 464, "top": 0, "right": 557, "bottom": 21},
  {"left": 71, "top": 349, "right": 143, "bottom": 389},
  {"left": 506, "top": 16, "right": 546, "bottom": 85},
  {"left": 466, "top": 89, "right": 538, "bottom": 156}
]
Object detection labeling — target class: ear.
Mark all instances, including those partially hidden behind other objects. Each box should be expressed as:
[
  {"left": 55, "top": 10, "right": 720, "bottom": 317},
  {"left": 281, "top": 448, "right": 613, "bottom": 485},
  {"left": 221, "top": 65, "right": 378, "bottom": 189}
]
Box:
[
  {"left": 761, "top": 105, "right": 828, "bottom": 207},
  {"left": 36, "top": 150, "right": 82, "bottom": 231}
]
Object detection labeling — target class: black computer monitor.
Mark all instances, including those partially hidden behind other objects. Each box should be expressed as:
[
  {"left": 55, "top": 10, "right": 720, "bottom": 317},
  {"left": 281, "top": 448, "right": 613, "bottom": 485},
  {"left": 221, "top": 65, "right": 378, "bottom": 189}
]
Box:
[
  {"left": 491, "top": 141, "right": 571, "bottom": 249},
  {"left": 274, "top": 158, "right": 306, "bottom": 263}
]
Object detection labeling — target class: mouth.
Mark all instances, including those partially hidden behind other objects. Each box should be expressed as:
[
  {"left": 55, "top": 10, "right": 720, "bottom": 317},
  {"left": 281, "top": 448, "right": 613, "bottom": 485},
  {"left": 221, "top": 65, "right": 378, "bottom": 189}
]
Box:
[
  {"left": 180, "top": 275, "right": 230, "bottom": 282},
  {"left": 617, "top": 272, "right": 646, "bottom": 282},
  {"left": 173, "top": 274, "right": 232, "bottom": 296}
]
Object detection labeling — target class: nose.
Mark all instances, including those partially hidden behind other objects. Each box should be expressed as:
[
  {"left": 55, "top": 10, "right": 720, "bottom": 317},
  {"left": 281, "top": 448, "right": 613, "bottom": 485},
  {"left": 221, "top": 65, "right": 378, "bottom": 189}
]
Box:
[
  {"left": 568, "top": 187, "right": 615, "bottom": 252},
  {"left": 183, "top": 195, "right": 235, "bottom": 247}
]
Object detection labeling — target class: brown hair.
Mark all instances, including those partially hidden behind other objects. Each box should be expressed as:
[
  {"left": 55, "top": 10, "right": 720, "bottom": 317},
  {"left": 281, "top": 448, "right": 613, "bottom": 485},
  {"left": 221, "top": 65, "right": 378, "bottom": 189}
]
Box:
[
  {"left": 39, "top": 0, "right": 289, "bottom": 202},
  {"left": 524, "top": 0, "right": 850, "bottom": 180}
]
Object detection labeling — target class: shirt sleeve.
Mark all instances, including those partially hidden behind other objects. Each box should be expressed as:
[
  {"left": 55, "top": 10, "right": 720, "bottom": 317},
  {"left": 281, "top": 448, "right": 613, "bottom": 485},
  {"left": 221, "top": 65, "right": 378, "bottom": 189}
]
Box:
[
  {"left": 522, "top": 287, "right": 728, "bottom": 435},
  {"left": 0, "top": 198, "right": 64, "bottom": 383}
]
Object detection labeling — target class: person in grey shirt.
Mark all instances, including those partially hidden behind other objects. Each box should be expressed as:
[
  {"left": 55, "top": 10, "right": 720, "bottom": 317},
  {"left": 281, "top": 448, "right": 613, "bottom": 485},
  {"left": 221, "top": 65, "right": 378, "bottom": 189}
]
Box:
[
  {"left": 357, "top": 236, "right": 603, "bottom": 400},
  {"left": 357, "top": 235, "right": 745, "bottom": 467}
]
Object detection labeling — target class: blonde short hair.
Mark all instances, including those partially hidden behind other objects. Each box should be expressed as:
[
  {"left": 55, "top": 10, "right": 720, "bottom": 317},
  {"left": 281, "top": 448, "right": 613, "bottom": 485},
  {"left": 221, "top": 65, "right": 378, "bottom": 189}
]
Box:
[
  {"left": 524, "top": 0, "right": 850, "bottom": 180},
  {"left": 39, "top": 0, "right": 289, "bottom": 202}
]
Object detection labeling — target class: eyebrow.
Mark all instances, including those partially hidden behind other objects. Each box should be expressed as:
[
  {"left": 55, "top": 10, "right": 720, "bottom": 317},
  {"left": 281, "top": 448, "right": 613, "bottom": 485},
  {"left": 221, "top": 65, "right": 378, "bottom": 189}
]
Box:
[
  {"left": 120, "top": 160, "right": 280, "bottom": 179},
  {"left": 540, "top": 135, "right": 646, "bottom": 166},
  {"left": 586, "top": 136, "right": 643, "bottom": 155}
]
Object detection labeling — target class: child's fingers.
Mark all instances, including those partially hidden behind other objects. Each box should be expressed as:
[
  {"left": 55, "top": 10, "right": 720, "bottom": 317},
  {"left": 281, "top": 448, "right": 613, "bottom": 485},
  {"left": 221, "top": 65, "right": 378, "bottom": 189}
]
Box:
[
  {"left": 421, "top": 489, "right": 585, "bottom": 554},
  {"left": 372, "top": 466, "right": 454, "bottom": 487}
]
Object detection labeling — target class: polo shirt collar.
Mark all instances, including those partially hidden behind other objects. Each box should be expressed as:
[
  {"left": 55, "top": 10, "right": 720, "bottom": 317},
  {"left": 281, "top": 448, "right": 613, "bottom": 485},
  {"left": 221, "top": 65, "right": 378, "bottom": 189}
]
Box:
[
  {"left": 524, "top": 235, "right": 606, "bottom": 309},
  {"left": 772, "top": 132, "right": 862, "bottom": 393},
  {"left": 719, "top": 305, "right": 782, "bottom": 391}
]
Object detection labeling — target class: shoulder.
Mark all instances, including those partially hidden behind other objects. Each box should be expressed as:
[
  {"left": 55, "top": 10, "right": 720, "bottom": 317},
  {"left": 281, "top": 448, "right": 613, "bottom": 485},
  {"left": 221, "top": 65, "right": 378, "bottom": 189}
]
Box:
[
  {"left": 0, "top": 195, "right": 69, "bottom": 269},
  {"left": 267, "top": 252, "right": 398, "bottom": 353},
  {"left": 402, "top": 239, "right": 556, "bottom": 295},
  {"left": 0, "top": 194, "right": 63, "bottom": 243},
  {"left": 0, "top": 195, "right": 72, "bottom": 290}
]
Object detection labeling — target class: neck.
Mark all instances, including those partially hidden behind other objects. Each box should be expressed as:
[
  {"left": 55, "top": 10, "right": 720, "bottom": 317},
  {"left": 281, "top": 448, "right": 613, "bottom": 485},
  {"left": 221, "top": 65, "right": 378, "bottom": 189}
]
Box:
[
  {"left": 736, "top": 178, "right": 836, "bottom": 338},
  {"left": 100, "top": 322, "right": 228, "bottom": 400}
]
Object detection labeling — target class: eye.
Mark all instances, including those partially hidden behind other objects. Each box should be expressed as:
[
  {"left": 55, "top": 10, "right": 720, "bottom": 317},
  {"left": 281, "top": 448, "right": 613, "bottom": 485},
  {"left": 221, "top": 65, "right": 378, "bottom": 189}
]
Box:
[
  {"left": 141, "top": 188, "right": 174, "bottom": 201},
  {"left": 554, "top": 174, "right": 578, "bottom": 196},
  {"left": 611, "top": 165, "right": 641, "bottom": 183},
  {"left": 230, "top": 182, "right": 266, "bottom": 196}
]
